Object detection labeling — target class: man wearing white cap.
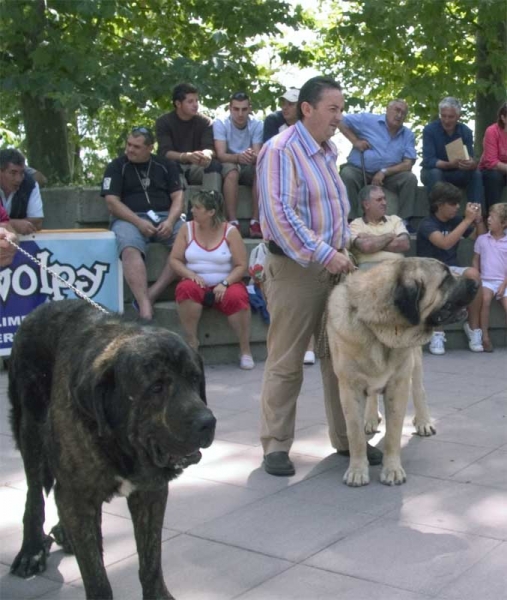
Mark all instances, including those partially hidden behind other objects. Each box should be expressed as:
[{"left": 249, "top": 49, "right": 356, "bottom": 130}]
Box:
[{"left": 263, "top": 88, "right": 300, "bottom": 142}]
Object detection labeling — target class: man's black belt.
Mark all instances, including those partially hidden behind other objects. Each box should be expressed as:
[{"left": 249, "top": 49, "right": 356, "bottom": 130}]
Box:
[{"left": 268, "top": 240, "right": 286, "bottom": 256}]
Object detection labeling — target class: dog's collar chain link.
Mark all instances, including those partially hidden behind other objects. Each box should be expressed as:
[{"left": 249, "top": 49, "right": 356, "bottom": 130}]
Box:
[{"left": 4, "top": 237, "right": 110, "bottom": 315}]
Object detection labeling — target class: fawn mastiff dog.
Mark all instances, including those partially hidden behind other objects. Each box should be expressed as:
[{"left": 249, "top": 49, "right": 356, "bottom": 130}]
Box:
[
  {"left": 327, "top": 258, "right": 478, "bottom": 487},
  {"left": 9, "top": 299, "right": 216, "bottom": 599}
]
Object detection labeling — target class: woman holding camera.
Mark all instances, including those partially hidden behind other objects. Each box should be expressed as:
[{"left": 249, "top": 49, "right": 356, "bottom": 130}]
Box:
[{"left": 170, "top": 190, "right": 254, "bottom": 369}]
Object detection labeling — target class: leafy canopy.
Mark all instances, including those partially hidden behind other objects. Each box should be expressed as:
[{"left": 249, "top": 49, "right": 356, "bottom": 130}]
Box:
[{"left": 0, "top": 0, "right": 306, "bottom": 181}]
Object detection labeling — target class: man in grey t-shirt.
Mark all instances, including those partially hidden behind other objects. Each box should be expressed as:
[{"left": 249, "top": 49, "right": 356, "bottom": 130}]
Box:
[{"left": 213, "top": 92, "right": 263, "bottom": 238}]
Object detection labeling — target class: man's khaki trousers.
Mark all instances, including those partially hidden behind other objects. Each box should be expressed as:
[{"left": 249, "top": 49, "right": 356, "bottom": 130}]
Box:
[{"left": 260, "top": 253, "right": 349, "bottom": 455}]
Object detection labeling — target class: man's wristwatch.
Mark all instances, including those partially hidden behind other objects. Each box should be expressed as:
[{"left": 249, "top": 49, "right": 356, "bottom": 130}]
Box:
[
  {"left": 380, "top": 168, "right": 387, "bottom": 175},
  {"left": 221, "top": 280, "right": 230, "bottom": 287}
]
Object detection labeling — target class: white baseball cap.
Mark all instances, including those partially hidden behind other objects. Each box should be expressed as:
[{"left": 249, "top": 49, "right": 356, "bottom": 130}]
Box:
[{"left": 280, "top": 88, "right": 300, "bottom": 103}]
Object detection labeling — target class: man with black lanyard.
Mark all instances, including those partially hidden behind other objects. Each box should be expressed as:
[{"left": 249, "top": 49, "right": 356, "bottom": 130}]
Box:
[{"left": 101, "top": 127, "right": 184, "bottom": 320}]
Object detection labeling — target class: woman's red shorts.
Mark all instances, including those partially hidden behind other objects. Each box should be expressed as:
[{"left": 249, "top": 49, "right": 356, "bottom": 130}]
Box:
[{"left": 175, "top": 279, "right": 250, "bottom": 316}]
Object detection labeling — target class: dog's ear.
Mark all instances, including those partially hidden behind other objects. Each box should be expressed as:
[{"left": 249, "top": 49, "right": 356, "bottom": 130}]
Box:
[
  {"left": 70, "top": 354, "right": 115, "bottom": 437},
  {"left": 394, "top": 279, "right": 425, "bottom": 326}
]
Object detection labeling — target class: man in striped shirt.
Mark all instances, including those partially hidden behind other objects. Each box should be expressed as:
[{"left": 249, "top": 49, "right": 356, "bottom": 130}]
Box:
[{"left": 257, "top": 76, "right": 382, "bottom": 476}]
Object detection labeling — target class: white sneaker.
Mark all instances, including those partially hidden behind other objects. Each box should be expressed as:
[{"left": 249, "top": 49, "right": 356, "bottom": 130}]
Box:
[
  {"left": 303, "top": 350, "right": 316, "bottom": 365},
  {"left": 429, "top": 332, "right": 446, "bottom": 355},
  {"left": 239, "top": 354, "right": 255, "bottom": 370},
  {"left": 463, "top": 322, "right": 484, "bottom": 352}
]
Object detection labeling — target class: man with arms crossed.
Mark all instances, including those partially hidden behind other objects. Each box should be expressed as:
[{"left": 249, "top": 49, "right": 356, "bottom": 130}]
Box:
[
  {"left": 257, "top": 76, "right": 382, "bottom": 476},
  {"left": 101, "top": 127, "right": 183, "bottom": 320},
  {"left": 350, "top": 185, "right": 410, "bottom": 269}
]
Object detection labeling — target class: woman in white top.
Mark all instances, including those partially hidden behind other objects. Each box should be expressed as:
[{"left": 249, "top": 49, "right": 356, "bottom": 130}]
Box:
[{"left": 170, "top": 190, "right": 254, "bottom": 369}]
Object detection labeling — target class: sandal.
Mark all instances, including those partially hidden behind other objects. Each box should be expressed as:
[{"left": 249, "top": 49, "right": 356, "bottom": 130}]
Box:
[{"left": 483, "top": 339, "right": 494, "bottom": 353}]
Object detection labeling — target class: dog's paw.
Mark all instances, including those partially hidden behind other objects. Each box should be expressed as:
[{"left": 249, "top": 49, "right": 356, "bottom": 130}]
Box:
[
  {"left": 364, "top": 415, "right": 382, "bottom": 435},
  {"left": 343, "top": 466, "right": 370, "bottom": 487},
  {"left": 10, "top": 535, "right": 53, "bottom": 578},
  {"left": 50, "top": 522, "right": 74, "bottom": 554},
  {"left": 380, "top": 463, "right": 407, "bottom": 486},
  {"left": 413, "top": 417, "right": 436, "bottom": 437}
]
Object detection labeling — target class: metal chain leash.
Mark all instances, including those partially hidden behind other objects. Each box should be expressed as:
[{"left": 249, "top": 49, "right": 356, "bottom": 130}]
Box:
[{"left": 2, "top": 237, "right": 110, "bottom": 315}]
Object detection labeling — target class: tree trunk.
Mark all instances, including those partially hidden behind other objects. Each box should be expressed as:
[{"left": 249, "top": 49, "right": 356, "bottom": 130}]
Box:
[
  {"left": 21, "top": 93, "right": 72, "bottom": 184},
  {"left": 474, "top": 4, "right": 507, "bottom": 158}
]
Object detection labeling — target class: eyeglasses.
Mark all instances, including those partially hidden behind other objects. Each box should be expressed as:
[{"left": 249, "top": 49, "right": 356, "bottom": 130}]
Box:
[
  {"left": 230, "top": 92, "right": 249, "bottom": 102},
  {"left": 131, "top": 126, "right": 154, "bottom": 142},
  {"left": 132, "top": 126, "right": 152, "bottom": 134}
]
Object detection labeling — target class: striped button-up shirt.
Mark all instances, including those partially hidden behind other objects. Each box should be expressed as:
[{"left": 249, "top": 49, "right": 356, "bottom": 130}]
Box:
[{"left": 257, "top": 120, "right": 350, "bottom": 267}]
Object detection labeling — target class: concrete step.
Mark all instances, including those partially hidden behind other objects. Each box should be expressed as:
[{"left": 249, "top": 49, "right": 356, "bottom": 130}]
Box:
[
  {"left": 126, "top": 238, "right": 263, "bottom": 303},
  {"left": 39, "top": 184, "right": 507, "bottom": 364},
  {"left": 40, "top": 184, "right": 507, "bottom": 230},
  {"left": 123, "top": 292, "right": 506, "bottom": 365},
  {"left": 124, "top": 300, "right": 269, "bottom": 366},
  {"left": 135, "top": 236, "right": 477, "bottom": 300}
]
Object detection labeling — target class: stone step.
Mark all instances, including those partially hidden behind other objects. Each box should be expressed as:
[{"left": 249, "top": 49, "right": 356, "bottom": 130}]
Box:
[
  {"left": 124, "top": 291, "right": 506, "bottom": 365},
  {"left": 124, "top": 300, "right": 269, "bottom": 365},
  {"left": 39, "top": 184, "right": 507, "bottom": 364},
  {"left": 126, "top": 238, "right": 263, "bottom": 303},
  {"left": 136, "top": 235, "right": 475, "bottom": 300},
  {"left": 40, "top": 184, "right": 507, "bottom": 230}
]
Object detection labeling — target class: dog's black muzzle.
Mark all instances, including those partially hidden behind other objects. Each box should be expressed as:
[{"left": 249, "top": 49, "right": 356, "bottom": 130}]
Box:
[
  {"left": 426, "top": 278, "right": 479, "bottom": 327},
  {"left": 191, "top": 409, "right": 216, "bottom": 449}
]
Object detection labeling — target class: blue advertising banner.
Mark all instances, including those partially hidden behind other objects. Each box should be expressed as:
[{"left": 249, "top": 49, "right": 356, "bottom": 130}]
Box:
[{"left": 0, "top": 231, "right": 123, "bottom": 356}]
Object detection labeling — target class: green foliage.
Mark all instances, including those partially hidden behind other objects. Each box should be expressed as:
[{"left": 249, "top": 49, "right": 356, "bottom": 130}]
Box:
[
  {"left": 291, "top": 0, "right": 506, "bottom": 138},
  {"left": 0, "top": 0, "right": 305, "bottom": 183},
  {"left": 2, "top": 0, "right": 505, "bottom": 181}
]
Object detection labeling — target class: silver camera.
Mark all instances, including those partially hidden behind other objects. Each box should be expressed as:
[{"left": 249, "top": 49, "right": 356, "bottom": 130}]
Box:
[{"left": 146, "top": 210, "right": 161, "bottom": 225}]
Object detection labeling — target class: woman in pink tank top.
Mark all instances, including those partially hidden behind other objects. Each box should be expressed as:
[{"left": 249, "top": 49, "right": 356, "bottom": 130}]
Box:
[{"left": 170, "top": 190, "right": 254, "bottom": 369}]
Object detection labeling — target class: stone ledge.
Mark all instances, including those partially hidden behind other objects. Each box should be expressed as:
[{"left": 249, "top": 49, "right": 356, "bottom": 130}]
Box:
[
  {"left": 38, "top": 185, "right": 507, "bottom": 362},
  {"left": 40, "top": 184, "right": 507, "bottom": 231},
  {"left": 122, "top": 297, "right": 505, "bottom": 365},
  {"left": 124, "top": 300, "right": 269, "bottom": 365}
]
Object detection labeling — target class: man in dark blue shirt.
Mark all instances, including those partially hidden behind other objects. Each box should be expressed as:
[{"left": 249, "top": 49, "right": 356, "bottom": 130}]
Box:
[
  {"left": 262, "top": 88, "right": 299, "bottom": 143},
  {"left": 417, "top": 182, "right": 486, "bottom": 355},
  {"left": 421, "top": 97, "right": 483, "bottom": 206}
]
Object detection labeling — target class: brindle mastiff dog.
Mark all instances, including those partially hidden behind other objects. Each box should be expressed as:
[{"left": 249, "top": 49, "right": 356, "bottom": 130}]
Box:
[
  {"left": 9, "top": 299, "right": 216, "bottom": 599},
  {"left": 327, "top": 258, "right": 478, "bottom": 487}
]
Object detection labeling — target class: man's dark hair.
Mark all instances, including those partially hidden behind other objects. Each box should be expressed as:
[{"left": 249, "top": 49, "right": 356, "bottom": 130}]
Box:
[
  {"left": 230, "top": 91, "right": 250, "bottom": 103},
  {"left": 297, "top": 76, "right": 342, "bottom": 120},
  {"left": 172, "top": 83, "right": 198, "bottom": 107},
  {"left": 0, "top": 148, "right": 26, "bottom": 171},
  {"left": 429, "top": 181, "right": 463, "bottom": 214}
]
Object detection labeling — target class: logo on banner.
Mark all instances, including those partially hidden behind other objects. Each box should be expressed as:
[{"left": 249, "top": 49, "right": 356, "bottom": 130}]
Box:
[{"left": 0, "top": 248, "right": 110, "bottom": 304}]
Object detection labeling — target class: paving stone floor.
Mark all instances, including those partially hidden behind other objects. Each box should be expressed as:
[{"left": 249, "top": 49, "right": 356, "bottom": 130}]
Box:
[{"left": 1, "top": 350, "right": 506, "bottom": 600}]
